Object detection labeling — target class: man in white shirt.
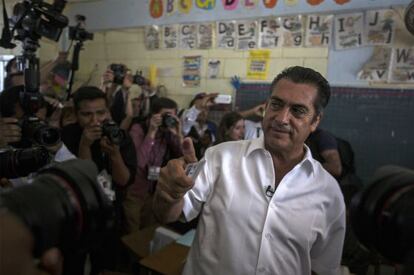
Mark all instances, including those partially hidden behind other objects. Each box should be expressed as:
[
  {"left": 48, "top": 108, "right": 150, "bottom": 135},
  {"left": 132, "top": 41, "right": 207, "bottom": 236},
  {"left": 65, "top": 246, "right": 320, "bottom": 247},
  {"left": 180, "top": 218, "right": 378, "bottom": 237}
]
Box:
[{"left": 153, "top": 66, "right": 346, "bottom": 275}]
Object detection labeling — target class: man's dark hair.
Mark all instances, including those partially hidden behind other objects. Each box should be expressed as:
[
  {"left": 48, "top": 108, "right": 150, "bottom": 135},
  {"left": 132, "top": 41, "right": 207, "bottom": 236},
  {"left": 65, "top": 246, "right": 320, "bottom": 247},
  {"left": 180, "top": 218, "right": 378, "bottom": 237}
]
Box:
[
  {"left": 150, "top": 97, "right": 177, "bottom": 114},
  {"left": 270, "top": 66, "right": 331, "bottom": 114},
  {"left": 5, "top": 58, "right": 17, "bottom": 74},
  {"left": 0, "top": 85, "right": 23, "bottom": 117},
  {"left": 73, "top": 86, "right": 108, "bottom": 110}
]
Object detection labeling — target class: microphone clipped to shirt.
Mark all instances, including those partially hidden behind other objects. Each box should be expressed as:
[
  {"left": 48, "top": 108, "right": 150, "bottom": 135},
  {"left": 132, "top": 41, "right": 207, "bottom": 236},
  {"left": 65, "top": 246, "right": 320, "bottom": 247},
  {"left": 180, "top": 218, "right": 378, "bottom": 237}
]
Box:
[{"left": 265, "top": 185, "right": 275, "bottom": 198}]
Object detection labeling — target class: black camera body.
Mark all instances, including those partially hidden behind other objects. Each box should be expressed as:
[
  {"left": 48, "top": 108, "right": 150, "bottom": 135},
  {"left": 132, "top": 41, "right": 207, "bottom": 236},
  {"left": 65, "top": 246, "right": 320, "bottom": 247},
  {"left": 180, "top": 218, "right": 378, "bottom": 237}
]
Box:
[
  {"left": 109, "top": 64, "right": 149, "bottom": 86},
  {"left": 110, "top": 64, "right": 127, "bottom": 85},
  {"left": 20, "top": 116, "right": 61, "bottom": 147},
  {"left": 68, "top": 15, "right": 94, "bottom": 42},
  {"left": 0, "top": 146, "right": 50, "bottom": 179},
  {"left": 162, "top": 113, "right": 178, "bottom": 129},
  {"left": 101, "top": 120, "right": 125, "bottom": 145},
  {"left": 0, "top": 159, "right": 114, "bottom": 256},
  {"left": 69, "top": 26, "right": 94, "bottom": 42}
]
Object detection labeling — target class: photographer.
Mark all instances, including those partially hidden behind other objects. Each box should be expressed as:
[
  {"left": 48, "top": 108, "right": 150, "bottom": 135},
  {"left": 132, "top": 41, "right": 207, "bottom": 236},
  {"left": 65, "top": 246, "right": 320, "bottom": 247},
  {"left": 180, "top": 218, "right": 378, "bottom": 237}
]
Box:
[
  {"left": 101, "top": 64, "right": 134, "bottom": 126},
  {"left": 126, "top": 97, "right": 183, "bottom": 232},
  {"left": 180, "top": 92, "right": 218, "bottom": 159},
  {"left": 0, "top": 86, "right": 75, "bottom": 172},
  {"left": 60, "top": 86, "right": 136, "bottom": 274}
]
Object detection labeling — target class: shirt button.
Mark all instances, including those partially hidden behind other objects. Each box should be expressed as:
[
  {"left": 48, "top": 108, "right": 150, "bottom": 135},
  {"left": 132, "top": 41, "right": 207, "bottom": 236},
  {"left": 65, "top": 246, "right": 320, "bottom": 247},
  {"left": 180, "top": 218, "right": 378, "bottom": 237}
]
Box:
[{"left": 265, "top": 233, "right": 272, "bottom": 240}]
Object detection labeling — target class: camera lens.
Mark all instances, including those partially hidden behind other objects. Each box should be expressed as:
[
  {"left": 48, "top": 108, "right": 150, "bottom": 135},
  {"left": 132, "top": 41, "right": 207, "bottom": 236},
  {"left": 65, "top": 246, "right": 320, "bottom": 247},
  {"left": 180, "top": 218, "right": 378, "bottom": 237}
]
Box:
[
  {"left": 350, "top": 165, "right": 414, "bottom": 263},
  {"left": 21, "top": 117, "right": 61, "bottom": 146},
  {"left": 162, "top": 114, "right": 177, "bottom": 128},
  {"left": 102, "top": 121, "right": 125, "bottom": 145},
  {"left": 0, "top": 147, "right": 50, "bottom": 179},
  {"left": 0, "top": 159, "right": 114, "bottom": 256}
]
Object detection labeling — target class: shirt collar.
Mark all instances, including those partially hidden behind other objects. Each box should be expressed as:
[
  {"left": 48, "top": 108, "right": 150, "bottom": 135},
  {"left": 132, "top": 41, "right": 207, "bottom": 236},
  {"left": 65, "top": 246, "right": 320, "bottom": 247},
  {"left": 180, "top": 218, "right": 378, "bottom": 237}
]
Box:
[{"left": 246, "top": 135, "right": 316, "bottom": 175}]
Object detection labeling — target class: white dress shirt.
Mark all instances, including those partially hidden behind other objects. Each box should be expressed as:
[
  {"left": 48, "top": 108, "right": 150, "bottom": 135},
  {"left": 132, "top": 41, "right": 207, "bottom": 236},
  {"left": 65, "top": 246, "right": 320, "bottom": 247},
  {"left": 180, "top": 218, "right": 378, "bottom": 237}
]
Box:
[{"left": 183, "top": 135, "right": 346, "bottom": 275}]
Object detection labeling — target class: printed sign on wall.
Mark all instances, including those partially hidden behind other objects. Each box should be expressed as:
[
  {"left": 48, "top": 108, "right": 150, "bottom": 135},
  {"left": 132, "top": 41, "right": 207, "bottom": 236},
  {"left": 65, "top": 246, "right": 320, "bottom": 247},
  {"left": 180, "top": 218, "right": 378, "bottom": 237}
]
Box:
[
  {"left": 247, "top": 50, "right": 270, "bottom": 80},
  {"left": 305, "top": 14, "right": 332, "bottom": 47},
  {"left": 198, "top": 23, "right": 214, "bottom": 49},
  {"left": 365, "top": 9, "right": 396, "bottom": 46},
  {"left": 217, "top": 21, "right": 237, "bottom": 49},
  {"left": 389, "top": 48, "right": 414, "bottom": 83},
  {"left": 145, "top": 25, "right": 160, "bottom": 50},
  {"left": 180, "top": 24, "right": 197, "bottom": 49},
  {"left": 237, "top": 20, "right": 258, "bottom": 50},
  {"left": 183, "top": 55, "right": 202, "bottom": 87},
  {"left": 162, "top": 24, "right": 179, "bottom": 49},
  {"left": 281, "top": 15, "right": 303, "bottom": 47},
  {"left": 357, "top": 47, "right": 391, "bottom": 82},
  {"left": 208, "top": 59, "right": 221, "bottom": 78},
  {"left": 334, "top": 12, "right": 364, "bottom": 50},
  {"left": 258, "top": 18, "right": 283, "bottom": 48}
]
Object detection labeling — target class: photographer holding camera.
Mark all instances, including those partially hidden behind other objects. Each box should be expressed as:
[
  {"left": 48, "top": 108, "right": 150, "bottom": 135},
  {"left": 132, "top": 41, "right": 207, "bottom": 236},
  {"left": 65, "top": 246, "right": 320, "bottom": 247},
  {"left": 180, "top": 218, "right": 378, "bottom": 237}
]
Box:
[
  {"left": 125, "top": 97, "right": 183, "bottom": 232},
  {"left": 60, "top": 86, "right": 136, "bottom": 274},
  {"left": 0, "top": 85, "right": 75, "bottom": 185}
]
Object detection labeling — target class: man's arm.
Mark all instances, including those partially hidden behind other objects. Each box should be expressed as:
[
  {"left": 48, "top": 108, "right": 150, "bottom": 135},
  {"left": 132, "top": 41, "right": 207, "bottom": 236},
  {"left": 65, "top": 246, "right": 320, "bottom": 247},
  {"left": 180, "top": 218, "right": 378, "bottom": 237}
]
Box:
[
  {"left": 153, "top": 138, "right": 197, "bottom": 224},
  {"left": 100, "top": 137, "right": 132, "bottom": 186}
]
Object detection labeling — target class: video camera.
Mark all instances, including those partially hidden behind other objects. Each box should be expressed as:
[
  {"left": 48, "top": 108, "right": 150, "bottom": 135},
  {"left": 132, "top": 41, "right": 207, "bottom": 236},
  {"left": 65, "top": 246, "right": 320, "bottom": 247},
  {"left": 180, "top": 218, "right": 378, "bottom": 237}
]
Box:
[
  {"left": 110, "top": 63, "right": 149, "bottom": 86},
  {"left": 68, "top": 14, "right": 94, "bottom": 42},
  {"left": 0, "top": 159, "right": 114, "bottom": 256},
  {"left": 350, "top": 165, "right": 414, "bottom": 269}
]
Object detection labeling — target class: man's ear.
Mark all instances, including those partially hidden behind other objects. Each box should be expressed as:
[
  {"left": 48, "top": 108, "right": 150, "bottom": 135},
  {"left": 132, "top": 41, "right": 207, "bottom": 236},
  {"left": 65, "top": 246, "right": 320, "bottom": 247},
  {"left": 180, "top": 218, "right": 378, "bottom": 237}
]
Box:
[{"left": 310, "top": 112, "right": 322, "bottom": 133}]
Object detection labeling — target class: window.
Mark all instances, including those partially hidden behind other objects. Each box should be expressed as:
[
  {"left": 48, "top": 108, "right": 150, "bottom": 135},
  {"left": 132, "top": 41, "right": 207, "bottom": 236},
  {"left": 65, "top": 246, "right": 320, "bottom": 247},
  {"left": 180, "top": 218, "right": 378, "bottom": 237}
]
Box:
[{"left": 0, "top": 55, "right": 15, "bottom": 92}]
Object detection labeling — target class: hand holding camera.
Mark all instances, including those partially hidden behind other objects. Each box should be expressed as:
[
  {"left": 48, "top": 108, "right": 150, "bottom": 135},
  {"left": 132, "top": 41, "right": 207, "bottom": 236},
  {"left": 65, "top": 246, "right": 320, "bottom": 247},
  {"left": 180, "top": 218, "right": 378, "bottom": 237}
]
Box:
[{"left": 0, "top": 117, "right": 21, "bottom": 147}]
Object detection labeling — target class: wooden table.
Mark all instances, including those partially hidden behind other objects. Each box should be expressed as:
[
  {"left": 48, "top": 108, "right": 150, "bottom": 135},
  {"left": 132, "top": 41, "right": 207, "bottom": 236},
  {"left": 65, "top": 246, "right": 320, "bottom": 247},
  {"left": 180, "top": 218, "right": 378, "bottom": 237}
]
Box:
[{"left": 122, "top": 225, "right": 190, "bottom": 274}]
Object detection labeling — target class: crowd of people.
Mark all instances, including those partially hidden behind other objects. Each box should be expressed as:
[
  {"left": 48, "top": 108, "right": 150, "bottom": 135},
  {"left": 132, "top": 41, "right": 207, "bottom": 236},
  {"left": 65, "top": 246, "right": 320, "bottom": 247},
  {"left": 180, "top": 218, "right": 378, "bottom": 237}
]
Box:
[{"left": 0, "top": 55, "right": 373, "bottom": 275}]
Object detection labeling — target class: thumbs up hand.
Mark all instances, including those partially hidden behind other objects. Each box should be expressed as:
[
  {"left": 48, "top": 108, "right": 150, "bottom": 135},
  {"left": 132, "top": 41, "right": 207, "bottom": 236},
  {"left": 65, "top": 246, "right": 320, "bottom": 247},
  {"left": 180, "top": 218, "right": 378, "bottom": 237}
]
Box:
[{"left": 157, "top": 138, "right": 198, "bottom": 203}]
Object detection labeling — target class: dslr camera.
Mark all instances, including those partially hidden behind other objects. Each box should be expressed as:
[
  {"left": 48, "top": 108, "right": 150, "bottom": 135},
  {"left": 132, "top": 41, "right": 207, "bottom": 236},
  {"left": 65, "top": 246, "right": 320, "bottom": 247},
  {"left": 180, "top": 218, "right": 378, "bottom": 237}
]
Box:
[
  {"left": 109, "top": 64, "right": 149, "bottom": 86},
  {"left": 0, "top": 159, "right": 114, "bottom": 256},
  {"left": 161, "top": 113, "right": 178, "bottom": 129},
  {"left": 20, "top": 116, "right": 61, "bottom": 147},
  {"left": 101, "top": 120, "right": 125, "bottom": 145},
  {"left": 68, "top": 14, "right": 94, "bottom": 42}
]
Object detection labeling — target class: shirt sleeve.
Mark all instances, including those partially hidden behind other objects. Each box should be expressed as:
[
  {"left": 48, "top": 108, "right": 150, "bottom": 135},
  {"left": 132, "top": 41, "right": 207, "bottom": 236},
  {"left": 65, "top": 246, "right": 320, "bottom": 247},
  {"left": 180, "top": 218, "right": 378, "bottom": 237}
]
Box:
[
  {"left": 182, "top": 156, "right": 212, "bottom": 221},
  {"left": 181, "top": 106, "right": 201, "bottom": 136},
  {"left": 310, "top": 206, "right": 346, "bottom": 275}
]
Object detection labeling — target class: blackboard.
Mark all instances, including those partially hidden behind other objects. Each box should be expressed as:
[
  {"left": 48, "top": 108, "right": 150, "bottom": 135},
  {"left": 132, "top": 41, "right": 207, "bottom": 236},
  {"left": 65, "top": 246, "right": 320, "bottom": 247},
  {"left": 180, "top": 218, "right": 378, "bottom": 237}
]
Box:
[{"left": 235, "top": 83, "right": 414, "bottom": 182}]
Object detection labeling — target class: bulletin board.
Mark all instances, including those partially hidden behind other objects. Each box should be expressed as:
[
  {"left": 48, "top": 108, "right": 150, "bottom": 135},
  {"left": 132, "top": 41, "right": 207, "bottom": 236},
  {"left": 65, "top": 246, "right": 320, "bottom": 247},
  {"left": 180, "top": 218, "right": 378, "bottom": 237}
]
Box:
[{"left": 235, "top": 83, "right": 414, "bottom": 182}]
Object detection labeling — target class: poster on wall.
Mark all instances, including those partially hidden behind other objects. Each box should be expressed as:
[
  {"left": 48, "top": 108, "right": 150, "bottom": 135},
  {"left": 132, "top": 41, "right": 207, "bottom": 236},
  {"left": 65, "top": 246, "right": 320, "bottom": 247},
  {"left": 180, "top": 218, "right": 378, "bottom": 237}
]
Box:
[
  {"left": 216, "top": 21, "right": 237, "bottom": 49},
  {"left": 183, "top": 55, "right": 202, "bottom": 87},
  {"left": 334, "top": 12, "right": 364, "bottom": 50},
  {"left": 365, "top": 9, "right": 397, "bottom": 46},
  {"left": 162, "top": 24, "right": 179, "bottom": 49},
  {"left": 247, "top": 50, "right": 270, "bottom": 80},
  {"left": 144, "top": 25, "right": 160, "bottom": 50},
  {"left": 237, "top": 20, "right": 258, "bottom": 50},
  {"left": 207, "top": 59, "right": 221, "bottom": 79},
  {"left": 180, "top": 24, "right": 197, "bottom": 49},
  {"left": 281, "top": 15, "right": 304, "bottom": 47},
  {"left": 305, "top": 14, "right": 333, "bottom": 47},
  {"left": 389, "top": 48, "right": 414, "bottom": 83},
  {"left": 258, "top": 18, "right": 283, "bottom": 48},
  {"left": 198, "top": 23, "right": 214, "bottom": 49},
  {"left": 357, "top": 47, "right": 391, "bottom": 82}
]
